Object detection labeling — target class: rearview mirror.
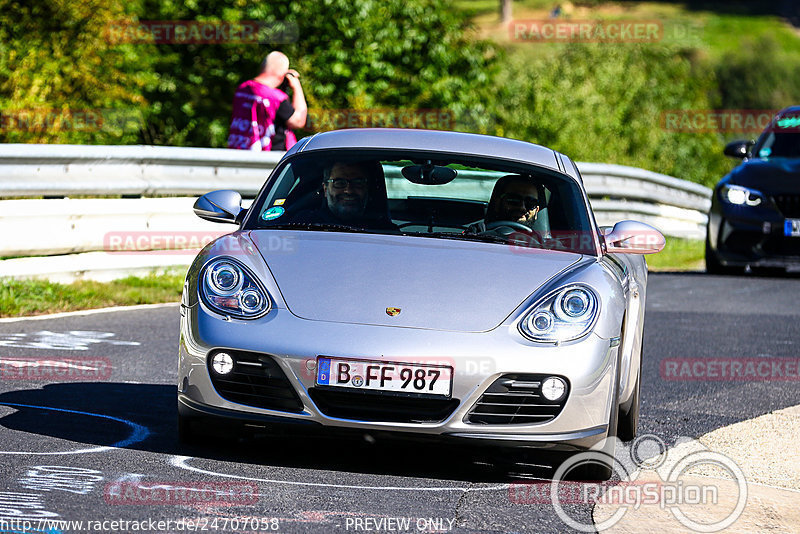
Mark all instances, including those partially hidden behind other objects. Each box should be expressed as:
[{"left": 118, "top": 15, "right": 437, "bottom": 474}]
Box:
[
  {"left": 723, "top": 140, "right": 753, "bottom": 159},
  {"left": 401, "top": 163, "right": 457, "bottom": 185},
  {"left": 193, "top": 190, "right": 245, "bottom": 224},
  {"left": 603, "top": 221, "right": 665, "bottom": 255}
]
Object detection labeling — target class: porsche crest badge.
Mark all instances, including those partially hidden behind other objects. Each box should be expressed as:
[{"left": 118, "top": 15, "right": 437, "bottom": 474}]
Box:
[{"left": 386, "top": 307, "right": 402, "bottom": 317}]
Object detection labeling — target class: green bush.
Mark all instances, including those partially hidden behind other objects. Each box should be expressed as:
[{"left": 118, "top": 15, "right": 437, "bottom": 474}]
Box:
[
  {"left": 492, "top": 44, "right": 730, "bottom": 186},
  {"left": 713, "top": 34, "right": 800, "bottom": 111},
  {"left": 127, "top": 0, "right": 500, "bottom": 146}
]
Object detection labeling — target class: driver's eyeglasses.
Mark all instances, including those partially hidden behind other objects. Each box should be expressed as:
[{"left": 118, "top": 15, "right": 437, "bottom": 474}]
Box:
[
  {"left": 327, "top": 178, "right": 368, "bottom": 189},
  {"left": 501, "top": 193, "right": 541, "bottom": 209}
]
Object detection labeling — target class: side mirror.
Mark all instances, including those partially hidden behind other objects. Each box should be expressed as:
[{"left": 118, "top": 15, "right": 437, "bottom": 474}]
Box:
[
  {"left": 603, "top": 221, "right": 665, "bottom": 255},
  {"left": 193, "top": 190, "right": 245, "bottom": 224},
  {"left": 723, "top": 140, "right": 753, "bottom": 159}
]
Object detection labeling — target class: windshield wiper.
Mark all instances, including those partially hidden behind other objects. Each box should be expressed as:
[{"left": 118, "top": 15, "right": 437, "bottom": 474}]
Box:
[
  {"left": 401, "top": 231, "right": 509, "bottom": 245},
  {"left": 263, "top": 222, "right": 367, "bottom": 233}
]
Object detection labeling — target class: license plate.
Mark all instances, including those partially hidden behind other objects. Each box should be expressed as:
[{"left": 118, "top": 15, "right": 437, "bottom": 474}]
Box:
[
  {"left": 785, "top": 219, "right": 800, "bottom": 237},
  {"left": 316, "top": 357, "right": 453, "bottom": 397}
]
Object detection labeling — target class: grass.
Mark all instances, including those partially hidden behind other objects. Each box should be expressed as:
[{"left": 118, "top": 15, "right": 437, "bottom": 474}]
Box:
[
  {"left": 646, "top": 237, "right": 705, "bottom": 272},
  {"left": 0, "top": 269, "right": 186, "bottom": 318},
  {"left": 458, "top": 0, "right": 800, "bottom": 61}
]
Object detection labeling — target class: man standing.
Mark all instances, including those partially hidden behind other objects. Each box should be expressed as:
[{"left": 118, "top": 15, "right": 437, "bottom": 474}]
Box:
[{"left": 227, "top": 51, "right": 307, "bottom": 151}]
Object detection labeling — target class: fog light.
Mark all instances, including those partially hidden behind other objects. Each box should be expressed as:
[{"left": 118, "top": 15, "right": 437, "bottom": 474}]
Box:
[
  {"left": 211, "top": 352, "right": 234, "bottom": 375},
  {"left": 541, "top": 376, "right": 566, "bottom": 401}
]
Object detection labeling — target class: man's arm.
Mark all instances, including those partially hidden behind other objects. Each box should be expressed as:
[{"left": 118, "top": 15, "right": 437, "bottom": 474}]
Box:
[{"left": 284, "top": 70, "right": 307, "bottom": 129}]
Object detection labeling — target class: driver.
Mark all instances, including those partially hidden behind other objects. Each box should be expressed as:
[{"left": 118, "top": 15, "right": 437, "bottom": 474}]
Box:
[
  {"left": 467, "top": 174, "right": 545, "bottom": 233},
  {"left": 291, "top": 160, "right": 398, "bottom": 230}
]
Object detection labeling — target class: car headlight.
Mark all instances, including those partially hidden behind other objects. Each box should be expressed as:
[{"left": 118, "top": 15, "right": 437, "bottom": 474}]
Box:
[
  {"left": 519, "top": 285, "right": 599, "bottom": 344},
  {"left": 721, "top": 184, "right": 763, "bottom": 206},
  {"left": 200, "top": 258, "right": 271, "bottom": 319}
]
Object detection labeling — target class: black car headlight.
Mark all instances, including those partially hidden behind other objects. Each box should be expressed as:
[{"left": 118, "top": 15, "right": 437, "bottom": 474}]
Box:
[
  {"left": 720, "top": 184, "right": 764, "bottom": 207},
  {"left": 200, "top": 258, "right": 271, "bottom": 319},
  {"left": 520, "top": 285, "right": 599, "bottom": 344}
]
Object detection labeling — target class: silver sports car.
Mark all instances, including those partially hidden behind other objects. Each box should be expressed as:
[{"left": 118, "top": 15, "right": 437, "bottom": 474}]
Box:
[{"left": 178, "top": 129, "right": 664, "bottom": 475}]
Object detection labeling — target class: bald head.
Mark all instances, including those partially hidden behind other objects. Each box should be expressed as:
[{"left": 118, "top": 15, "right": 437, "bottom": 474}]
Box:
[{"left": 260, "top": 51, "right": 289, "bottom": 77}]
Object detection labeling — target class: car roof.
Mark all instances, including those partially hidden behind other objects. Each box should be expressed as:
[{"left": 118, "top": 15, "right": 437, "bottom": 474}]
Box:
[
  {"left": 777, "top": 106, "right": 800, "bottom": 117},
  {"left": 293, "top": 128, "right": 567, "bottom": 173}
]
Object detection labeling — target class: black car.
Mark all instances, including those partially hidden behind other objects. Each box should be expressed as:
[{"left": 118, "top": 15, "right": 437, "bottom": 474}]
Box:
[{"left": 706, "top": 106, "right": 800, "bottom": 274}]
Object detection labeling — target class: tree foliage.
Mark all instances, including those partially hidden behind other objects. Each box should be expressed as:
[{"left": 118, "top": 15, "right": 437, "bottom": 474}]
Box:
[
  {"left": 125, "top": 0, "right": 499, "bottom": 146},
  {"left": 0, "top": 0, "right": 153, "bottom": 144},
  {"left": 493, "top": 44, "right": 731, "bottom": 186},
  {"left": 3, "top": 0, "right": 800, "bottom": 187}
]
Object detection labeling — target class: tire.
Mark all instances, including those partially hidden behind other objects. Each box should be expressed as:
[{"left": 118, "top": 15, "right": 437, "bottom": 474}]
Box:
[
  {"left": 617, "top": 363, "right": 640, "bottom": 442},
  {"left": 177, "top": 411, "right": 197, "bottom": 446},
  {"left": 563, "top": 358, "right": 621, "bottom": 481}
]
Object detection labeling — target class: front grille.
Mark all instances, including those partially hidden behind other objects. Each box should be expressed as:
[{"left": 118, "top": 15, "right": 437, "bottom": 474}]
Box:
[
  {"left": 208, "top": 350, "right": 303, "bottom": 413},
  {"left": 466, "top": 374, "right": 568, "bottom": 425},
  {"left": 309, "top": 388, "right": 459, "bottom": 423},
  {"left": 773, "top": 195, "right": 800, "bottom": 218},
  {"left": 763, "top": 235, "right": 800, "bottom": 257}
]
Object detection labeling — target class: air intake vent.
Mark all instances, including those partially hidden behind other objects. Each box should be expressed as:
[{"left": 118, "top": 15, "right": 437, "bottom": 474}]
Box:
[
  {"left": 773, "top": 195, "right": 800, "bottom": 218},
  {"left": 466, "top": 374, "right": 568, "bottom": 425},
  {"left": 208, "top": 350, "right": 303, "bottom": 413},
  {"left": 309, "top": 388, "right": 459, "bottom": 423}
]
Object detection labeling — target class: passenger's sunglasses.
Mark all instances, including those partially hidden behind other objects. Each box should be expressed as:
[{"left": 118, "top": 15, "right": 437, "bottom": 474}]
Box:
[
  {"left": 327, "top": 178, "right": 369, "bottom": 189},
  {"left": 501, "top": 193, "right": 541, "bottom": 210}
]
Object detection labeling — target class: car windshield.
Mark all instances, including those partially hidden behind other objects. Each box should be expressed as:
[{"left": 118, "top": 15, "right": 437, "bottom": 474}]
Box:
[
  {"left": 245, "top": 150, "right": 597, "bottom": 255},
  {"left": 755, "top": 130, "right": 800, "bottom": 159}
]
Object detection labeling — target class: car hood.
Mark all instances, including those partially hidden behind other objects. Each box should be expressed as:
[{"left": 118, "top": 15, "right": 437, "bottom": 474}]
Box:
[
  {"left": 729, "top": 158, "right": 800, "bottom": 194},
  {"left": 250, "top": 230, "right": 583, "bottom": 332}
]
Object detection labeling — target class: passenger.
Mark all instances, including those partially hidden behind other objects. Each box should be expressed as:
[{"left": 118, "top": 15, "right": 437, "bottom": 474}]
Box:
[
  {"left": 291, "top": 161, "right": 398, "bottom": 230},
  {"left": 468, "top": 174, "right": 545, "bottom": 233}
]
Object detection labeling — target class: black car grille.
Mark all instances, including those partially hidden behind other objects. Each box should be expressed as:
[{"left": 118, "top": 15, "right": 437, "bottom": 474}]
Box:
[
  {"left": 208, "top": 350, "right": 303, "bottom": 413},
  {"left": 309, "top": 388, "right": 460, "bottom": 423},
  {"left": 466, "top": 374, "right": 568, "bottom": 425},
  {"left": 773, "top": 195, "right": 800, "bottom": 218},
  {"left": 763, "top": 235, "right": 800, "bottom": 257}
]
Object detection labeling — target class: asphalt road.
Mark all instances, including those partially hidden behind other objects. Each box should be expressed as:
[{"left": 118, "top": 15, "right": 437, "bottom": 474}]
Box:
[{"left": 0, "top": 272, "right": 798, "bottom": 534}]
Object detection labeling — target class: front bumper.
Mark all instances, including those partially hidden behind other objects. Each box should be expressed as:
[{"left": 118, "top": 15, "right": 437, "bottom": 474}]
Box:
[
  {"left": 710, "top": 210, "right": 800, "bottom": 268},
  {"left": 178, "top": 302, "right": 618, "bottom": 452}
]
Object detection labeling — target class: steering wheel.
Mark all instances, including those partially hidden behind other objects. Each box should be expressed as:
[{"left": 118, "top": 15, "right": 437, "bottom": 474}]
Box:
[{"left": 483, "top": 220, "right": 543, "bottom": 242}]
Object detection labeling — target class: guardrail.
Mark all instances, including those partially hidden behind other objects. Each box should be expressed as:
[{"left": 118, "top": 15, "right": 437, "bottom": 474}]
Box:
[
  {"left": 0, "top": 144, "right": 281, "bottom": 197},
  {"left": 0, "top": 144, "right": 712, "bottom": 281}
]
